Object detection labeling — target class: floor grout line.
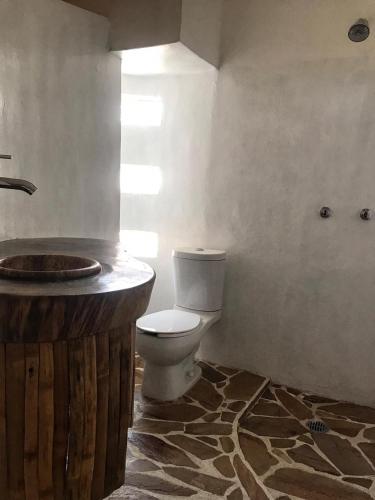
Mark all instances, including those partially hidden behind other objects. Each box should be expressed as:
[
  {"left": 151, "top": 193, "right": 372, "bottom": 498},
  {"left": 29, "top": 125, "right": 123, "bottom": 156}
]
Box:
[{"left": 109, "top": 357, "right": 375, "bottom": 500}]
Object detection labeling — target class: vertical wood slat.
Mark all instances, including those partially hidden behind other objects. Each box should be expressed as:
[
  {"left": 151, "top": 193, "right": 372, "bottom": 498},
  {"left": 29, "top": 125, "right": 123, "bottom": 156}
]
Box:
[
  {"left": 24, "top": 344, "right": 39, "bottom": 500},
  {"left": 117, "top": 324, "right": 133, "bottom": 484},
  {"left": 128, "top": 324, "right": 136, "bottom": 429},
  {"left": 53, "top": 342, "right": 69, "bottom": 500},
  {"left": 105, "top": 329, "right": 121, "bottom": 495},
  {"left": 38, "top": 344, "right": 54, "bottom": 499},
  {"left": 6, "top": 344, "right": 26, "bottom": 500},
  {"left": 1, "top": 327, "right": 134, "bottom": 500},
  {"left": 79, "top": 336, "right": 97, "bottom": 500},
  {"left": 91, "top": 332, "right": 109, "bottom": 500},
  {"left": 67, "top": 338, "right": 85, "bottom": 500},
  {"left": 0, "top": 344, "right": 7, "bottom": 497}
]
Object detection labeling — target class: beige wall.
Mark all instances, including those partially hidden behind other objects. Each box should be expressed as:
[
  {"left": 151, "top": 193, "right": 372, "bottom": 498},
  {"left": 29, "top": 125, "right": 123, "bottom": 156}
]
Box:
[
  {"left": 122, "top": 0, "right": 375, "bottom": 406},
  {"left": 0, "top": 0, "right": 120, "bottom": 241},
  {"left": 110, "top": 0, "right": 182, "bottom": 51},
  {"left": 63, "top": 0, "right": 112, "bottom": 17},
  {"left": 200, "top": 0, "right": 375, "bottom": 406},
  {"left": 109, "top": 0, "right": 222, "bottom": 67},
  {"left": 180, "top": 0, "right": 223, "bottom": 67}
]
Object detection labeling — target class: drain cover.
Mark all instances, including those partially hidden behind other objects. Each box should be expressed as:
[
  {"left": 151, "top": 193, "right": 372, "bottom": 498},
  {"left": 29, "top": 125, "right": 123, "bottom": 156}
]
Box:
[{"left": 307, "top": 420, "right": 329, "bottom": 433}]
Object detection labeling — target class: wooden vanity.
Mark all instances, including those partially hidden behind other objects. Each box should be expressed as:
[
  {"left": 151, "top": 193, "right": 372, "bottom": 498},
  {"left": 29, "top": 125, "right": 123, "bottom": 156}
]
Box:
[{"left": 0, "top": 238, "right": 155, "bottom": 500}]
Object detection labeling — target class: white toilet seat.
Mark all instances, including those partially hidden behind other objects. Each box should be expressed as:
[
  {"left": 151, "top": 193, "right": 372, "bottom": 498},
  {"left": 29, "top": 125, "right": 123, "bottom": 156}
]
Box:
[{"left": 137, "top": 309, "right": 201, "bottom": 338}]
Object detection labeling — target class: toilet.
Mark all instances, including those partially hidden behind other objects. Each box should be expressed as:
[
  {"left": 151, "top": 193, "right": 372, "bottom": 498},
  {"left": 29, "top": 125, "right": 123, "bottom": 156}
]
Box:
[{"left": 136, "top": 247, "right": 226, "bottom": 401}]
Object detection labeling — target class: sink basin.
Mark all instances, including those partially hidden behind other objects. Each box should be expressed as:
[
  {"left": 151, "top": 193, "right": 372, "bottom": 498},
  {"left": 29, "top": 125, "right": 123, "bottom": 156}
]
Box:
[{"left": 0, "top": 254, "right": 102, "bottom": 281}]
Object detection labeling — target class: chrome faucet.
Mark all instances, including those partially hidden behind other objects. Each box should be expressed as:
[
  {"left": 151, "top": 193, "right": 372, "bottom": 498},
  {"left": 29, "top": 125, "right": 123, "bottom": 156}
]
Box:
[{"left": 0, "top": 154, "right": 37, "bottom": 195}]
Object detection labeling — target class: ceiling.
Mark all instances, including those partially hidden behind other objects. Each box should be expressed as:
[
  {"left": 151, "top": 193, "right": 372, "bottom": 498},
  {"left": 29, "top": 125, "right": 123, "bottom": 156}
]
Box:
[{"left": 63, "top": 0, "right": 112, "bottom": 17}]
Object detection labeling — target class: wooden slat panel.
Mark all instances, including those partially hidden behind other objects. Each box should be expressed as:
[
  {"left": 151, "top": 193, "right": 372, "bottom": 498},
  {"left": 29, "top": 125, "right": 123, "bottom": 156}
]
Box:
[
  {"left": 79, "top": 336, "right": 97, "bottom": 499},
  {"left": 67, "top": 339, "right": 85, "bottom": 500},
  {"left": 0, "top": 344, "right": 7, "bottom": 496},
  {"left": 38, "top": 344, "right": 54, "bottom": 499},
  {"left": 104, "top": 329, "right": 121, "bottom": 495},
  {"left": 128, "top": 324, "right": 136, "bottom": 428},
  {"left": 91, "top": 333, "right": 109, "bottom": 500},
  {"left": 117, "top": 324, "right": 132, "bottom": 484},
  {"left": 6, "top": 343, "right": 26, "bottom": 500},
  {"left": 24, "top": 344, "right": 39, "bottom": 500},
  {"left": 53, "top": 342, "right": 69, "bottom": 500}
]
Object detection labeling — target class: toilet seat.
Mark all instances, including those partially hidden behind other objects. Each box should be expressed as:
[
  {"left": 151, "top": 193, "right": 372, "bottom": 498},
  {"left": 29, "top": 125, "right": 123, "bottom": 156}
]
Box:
[{"left": 137, "top": 309, "right": 201, "bottom": 338}]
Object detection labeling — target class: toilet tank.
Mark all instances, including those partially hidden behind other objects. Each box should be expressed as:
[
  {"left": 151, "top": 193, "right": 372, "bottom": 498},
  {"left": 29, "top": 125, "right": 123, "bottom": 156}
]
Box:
[{"left": 173, "top": 248, "right": 226, "bottom": 312}]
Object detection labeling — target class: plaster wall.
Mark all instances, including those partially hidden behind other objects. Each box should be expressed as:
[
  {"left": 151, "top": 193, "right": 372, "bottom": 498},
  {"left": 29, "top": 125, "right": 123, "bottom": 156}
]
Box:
[
  {"left": 109, "top": 0, "right": 222, "bottom": 67},
  {"left": 0, "top": 0, "right": 120, "bottom": 241},
  {"left": 200, "top": 0, "right": 375, "bottom": 405},
  {"left": 180, "top": 0, "right": 223, "bottom": 68},
  {"left": 63, "top": 0, "right": 111, "bottom": 17},
  {"left": 110, "top": 0, "right": 182, "bottom": 51},
  {"left": 120, "top": 0, "right": 375, "bottom": 405}
]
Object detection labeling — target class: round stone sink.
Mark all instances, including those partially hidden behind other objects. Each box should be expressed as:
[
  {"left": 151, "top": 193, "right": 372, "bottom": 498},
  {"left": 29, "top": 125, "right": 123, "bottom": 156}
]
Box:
[{"left": 0, "top": 254, "right": 102, "bottom": 281}]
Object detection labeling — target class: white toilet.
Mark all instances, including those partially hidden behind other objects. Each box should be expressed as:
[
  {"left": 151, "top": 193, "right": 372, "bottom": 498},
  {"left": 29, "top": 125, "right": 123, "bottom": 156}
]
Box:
[{"left": 136, "top": 247, "right": 226, "bottom": 401}]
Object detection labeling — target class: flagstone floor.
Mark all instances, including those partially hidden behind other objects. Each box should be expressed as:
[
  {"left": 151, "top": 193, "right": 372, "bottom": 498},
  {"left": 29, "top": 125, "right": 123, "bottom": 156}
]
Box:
[{"left": 108, "top": 357, "right": 375, "bottom": 499}]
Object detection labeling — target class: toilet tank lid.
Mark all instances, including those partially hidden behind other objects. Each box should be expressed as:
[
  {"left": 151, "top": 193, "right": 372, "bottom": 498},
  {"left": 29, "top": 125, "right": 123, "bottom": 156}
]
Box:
[{"left": 173, "top": 248, "right": 226, "bottom": 261}]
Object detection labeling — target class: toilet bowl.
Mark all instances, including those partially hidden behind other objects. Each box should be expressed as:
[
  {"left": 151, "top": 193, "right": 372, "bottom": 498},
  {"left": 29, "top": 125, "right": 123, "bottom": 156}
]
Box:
[
  {"left": 137, "top": 308, "right": 221, "bottom": 400},
  {"left": 136, "top": 247, "right": 226, "bottom": 401}
]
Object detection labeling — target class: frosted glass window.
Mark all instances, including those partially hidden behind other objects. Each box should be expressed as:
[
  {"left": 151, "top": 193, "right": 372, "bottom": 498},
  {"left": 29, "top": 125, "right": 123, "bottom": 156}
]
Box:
[
  {"left": 121, "top": 94, "right": 163, "bottom": 127},
  {"left": 120, "top": 230, "right": 159, "bottom": 258},
  {"left": 121, "top": 164, "right": 162, "bottom": 195}
]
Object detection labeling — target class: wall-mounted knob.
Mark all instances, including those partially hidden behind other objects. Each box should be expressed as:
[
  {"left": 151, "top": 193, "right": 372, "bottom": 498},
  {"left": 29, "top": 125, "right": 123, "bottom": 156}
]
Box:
[
  {"left": 360, "top": 208, "right": 372, "bottom": 220},
  {"left": 320, "top": 207, "right": 332, "bottom": 218},
  {"left": 348, "top": 20, "right": 370, "bottom": 42}
]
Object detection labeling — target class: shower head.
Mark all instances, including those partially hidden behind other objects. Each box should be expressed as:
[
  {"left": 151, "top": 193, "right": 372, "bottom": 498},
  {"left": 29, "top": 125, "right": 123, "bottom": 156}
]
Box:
[{"left": 348, "top": 20, "right": 370, "bottom": 42}]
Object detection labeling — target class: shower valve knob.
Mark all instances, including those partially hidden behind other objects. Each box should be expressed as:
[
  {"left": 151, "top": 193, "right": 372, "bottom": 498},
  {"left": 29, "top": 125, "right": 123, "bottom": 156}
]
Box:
[
  {"left": 320, "top": 207, "right": 332, "bottom": 218},
  {"left": 360, "top": 208, "right": 372, "bottom": 221}
]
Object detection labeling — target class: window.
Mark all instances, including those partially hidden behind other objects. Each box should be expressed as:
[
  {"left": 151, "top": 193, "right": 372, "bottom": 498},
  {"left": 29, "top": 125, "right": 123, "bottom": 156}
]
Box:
[
  {"left": 119, "top": 230, "right": 159, "bottom": 258},
  {"left": 120, "top": 164, "right": 162, "bottom": 195},
  {"left": 121, "top": 94, "right": 163, "bottom": 127}
]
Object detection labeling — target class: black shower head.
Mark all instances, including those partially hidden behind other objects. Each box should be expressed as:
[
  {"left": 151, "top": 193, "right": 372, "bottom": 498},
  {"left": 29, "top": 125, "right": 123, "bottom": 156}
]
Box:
[{"left": 348, "top": 20, "right": 370, "bottom": 42}]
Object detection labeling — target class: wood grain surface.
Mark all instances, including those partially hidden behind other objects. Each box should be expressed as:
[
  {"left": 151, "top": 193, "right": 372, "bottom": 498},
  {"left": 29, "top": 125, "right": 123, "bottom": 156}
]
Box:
[
  {"left": 0, "top": 238, "right": 154, "bottom": 499},
  {"left": 0, "top": 238, "right": 155, "bottom": 342}
]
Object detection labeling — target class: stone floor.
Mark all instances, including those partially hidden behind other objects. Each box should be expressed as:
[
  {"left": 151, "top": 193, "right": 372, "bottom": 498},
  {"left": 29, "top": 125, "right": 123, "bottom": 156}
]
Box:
[{"left": 108, "top": 357, "right": 375, "bottom": 499}]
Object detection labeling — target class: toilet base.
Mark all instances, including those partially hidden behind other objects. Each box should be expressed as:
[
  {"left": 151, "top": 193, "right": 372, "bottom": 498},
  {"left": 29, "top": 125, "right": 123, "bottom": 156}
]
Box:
[{"left": 142, "top": 353, "right": 202, "bottom": 401}]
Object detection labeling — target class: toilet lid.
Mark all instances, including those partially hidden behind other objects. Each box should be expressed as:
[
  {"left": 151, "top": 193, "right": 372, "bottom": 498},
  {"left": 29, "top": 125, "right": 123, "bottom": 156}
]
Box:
[{"left": 137, "top": 309, "right": 201, "bottom": 335}]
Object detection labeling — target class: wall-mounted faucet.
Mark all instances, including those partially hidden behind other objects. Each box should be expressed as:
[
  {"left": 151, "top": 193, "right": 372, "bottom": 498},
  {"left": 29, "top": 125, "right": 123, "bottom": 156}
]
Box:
[
  {"left": 0, "top": 154, "right": 37, "bottom": 195},
  {"left": 360, "top": 208, "right": 372, "bottom": 221},
  {"left": 320, "top": 206, "right": 332, "bottom": 218}
]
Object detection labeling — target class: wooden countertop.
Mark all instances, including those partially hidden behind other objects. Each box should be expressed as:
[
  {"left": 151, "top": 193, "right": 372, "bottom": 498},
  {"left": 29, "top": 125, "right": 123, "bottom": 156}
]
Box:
[
  {"left": 0, "top": 237, "right": 155, "bottom": 297},
  {"left": 0, "top": 238, "right": 155, "bottom": 342}
]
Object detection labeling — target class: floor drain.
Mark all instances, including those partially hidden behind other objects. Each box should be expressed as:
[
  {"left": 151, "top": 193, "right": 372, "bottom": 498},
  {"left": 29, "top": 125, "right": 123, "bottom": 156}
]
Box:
[{"left": 307, "top": 420, "right": 329, "bottom": 433}]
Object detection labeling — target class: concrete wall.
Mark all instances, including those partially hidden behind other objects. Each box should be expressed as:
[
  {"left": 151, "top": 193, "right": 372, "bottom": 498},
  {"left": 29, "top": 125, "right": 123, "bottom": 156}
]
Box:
[
  {"left": 0, "top": 0, "right": 120, "bottom": 241},
  {"left": 110, "top": 0, "right": 182, "bottom": 51},
  {"left": 109, "top": 0, "right": 222, "bottom": 68},
  {"left": 63, "top": 0, "right": 112, "bottom": 17},
  {"left": 122, "top": 0, "right": 375, "bottom": 406},
  {"left": 200, "top": 0, "right": 375, "bottom": 406},
  {"left": 180, "top": 0, "right": 223, "bottom": 68}
]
